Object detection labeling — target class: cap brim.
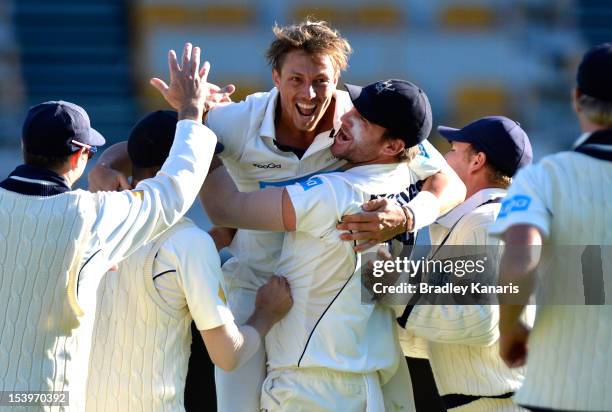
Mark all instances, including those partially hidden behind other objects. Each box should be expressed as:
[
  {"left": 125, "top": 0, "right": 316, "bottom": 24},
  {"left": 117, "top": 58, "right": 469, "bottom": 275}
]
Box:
[
  {"left": 344, "top": 83, "right": 363, "bottom": 103},
  {"left": 87, "top": 128, "right": 106, "bottom": 147},
  {"left": 437, "top": 125, "right": 471, "bottom": 142}
]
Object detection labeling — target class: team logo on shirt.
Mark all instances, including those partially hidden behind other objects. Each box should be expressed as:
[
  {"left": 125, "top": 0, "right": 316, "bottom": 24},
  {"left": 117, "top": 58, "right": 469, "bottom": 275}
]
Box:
[
  {"left": 498, "top": 195, "right": 531, "bottom": 218},
  {"left": 300, "top": 177, "right": 324, "bottom": 191},
  {"left": 253, "top": 162, "right": 282, "bottom": 169}
]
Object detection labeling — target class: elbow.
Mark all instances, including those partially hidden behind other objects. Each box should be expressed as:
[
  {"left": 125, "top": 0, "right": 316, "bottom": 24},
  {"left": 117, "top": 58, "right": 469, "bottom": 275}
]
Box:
[
  {"left": 210, "top": 352, "right": 238, "bottom": 372},
  {"left": 215, "top": 357, "right": 238, "bottom": 372},
  {"left": 200, "top": 193, "right": 231, "bottom": 227},
  {"left": 423, "top": 170, "right": 466, "bottom": 215}
]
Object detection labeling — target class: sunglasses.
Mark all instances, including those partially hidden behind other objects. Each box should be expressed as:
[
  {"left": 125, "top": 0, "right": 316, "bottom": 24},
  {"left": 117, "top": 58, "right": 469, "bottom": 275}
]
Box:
[{"left": 71, "top": 140, "right": 98, "bottom": 159}]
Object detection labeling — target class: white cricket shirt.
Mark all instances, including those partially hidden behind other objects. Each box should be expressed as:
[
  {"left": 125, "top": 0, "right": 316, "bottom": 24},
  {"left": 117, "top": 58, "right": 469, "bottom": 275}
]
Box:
[
  {"left": 266, "top": 162, "right": 422, "bottom": 384},
  {"left": 206, "top": 88, "right": 446, "bottom": 292},
  {"left": 489, "top": 145, "right": 612, "bottom": 411},
  {"left": 407, "top": 188, "right": 530, "bottom": 406}
]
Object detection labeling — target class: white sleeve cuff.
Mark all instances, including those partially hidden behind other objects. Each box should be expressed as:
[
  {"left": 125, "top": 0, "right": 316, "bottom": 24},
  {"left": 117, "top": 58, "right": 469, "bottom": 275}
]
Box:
[
  {"left": 406, "top": 190, "right": 441, "bottom": 232},
  {"left": 234, "top": 325, "right": 262, "bottom": 369}
]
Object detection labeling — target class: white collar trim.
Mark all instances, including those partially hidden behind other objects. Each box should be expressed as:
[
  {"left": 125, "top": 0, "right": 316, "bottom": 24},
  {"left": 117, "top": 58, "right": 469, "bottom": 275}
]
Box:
[{"left": 436, "top": 187, "right": 507, "bottom": 228}]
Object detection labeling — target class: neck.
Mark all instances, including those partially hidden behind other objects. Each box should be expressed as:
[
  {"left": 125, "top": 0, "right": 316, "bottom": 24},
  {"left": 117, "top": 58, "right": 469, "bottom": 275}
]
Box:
[
  {"left": 579, "top": 117, "right": 610, "bottom": 134},
  {"left": 345, "top": 157, "right": 399, "bottom": 169},
  {"left": 465, "top": 177, "right": 505, "bottom": 199},
  {"left": 61, "top": 173, "right": 75, "bottom": 188}
]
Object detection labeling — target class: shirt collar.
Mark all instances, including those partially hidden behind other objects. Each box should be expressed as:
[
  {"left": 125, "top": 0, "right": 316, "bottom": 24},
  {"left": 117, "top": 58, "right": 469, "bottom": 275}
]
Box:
[
  {"left": 259, "top": 88, "right": 352, "bottom": 143},
  {"left": 259, "top": 88, "right": 279, "bottom": 140},
  {"left": 0, "top": 164, "right": 71, "bottom": 196},
  {"left": 345, "top": 161, "right": 408, "bottom": 177},
  {"left": 436, "top": 187, "right": 507, "bottom": 228},
  {"left": 572, "top": 129, "right": 612, "bottom": 161},
  {"left": 573, "top": 132, "right": 592, "bottom": 149}
]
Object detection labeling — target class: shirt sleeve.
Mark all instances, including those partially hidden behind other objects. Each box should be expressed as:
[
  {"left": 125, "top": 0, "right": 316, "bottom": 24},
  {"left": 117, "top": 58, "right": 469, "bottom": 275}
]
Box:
[
  {"left": 285, "top": 176, "right": 346, "bottom": 238},
  {"left": 205, "top": 101, "right": 249, "bottom": 161},
  {"left": 90, "top": 120, "right": 217, "bottom": 264},
  {"left": 163, "top": 226, "right": 232, "bottom": 330},
  {"left": 409, "top": 140, "right": 446, "bottom": 180},
  {"left": 489, "top": 164, "right": 552, "bottom": 239}
]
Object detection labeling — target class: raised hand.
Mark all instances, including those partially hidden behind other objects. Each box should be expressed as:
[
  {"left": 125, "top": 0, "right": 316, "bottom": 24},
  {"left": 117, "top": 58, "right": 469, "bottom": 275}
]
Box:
[
  {"left": 197, "top": 63, "right": 236, "bottom": 113},
  {"left": 150, "top": 43, "right": 210, "bottom": 121}
]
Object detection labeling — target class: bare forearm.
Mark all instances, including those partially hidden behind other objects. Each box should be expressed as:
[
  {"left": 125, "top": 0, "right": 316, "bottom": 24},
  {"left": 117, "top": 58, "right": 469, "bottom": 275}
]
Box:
[
  {"left": 201, "top": 323, "right": 261, "bottom": 371},
  {"left": 201, "top": 166, "right": 284, "bottom": 230}
]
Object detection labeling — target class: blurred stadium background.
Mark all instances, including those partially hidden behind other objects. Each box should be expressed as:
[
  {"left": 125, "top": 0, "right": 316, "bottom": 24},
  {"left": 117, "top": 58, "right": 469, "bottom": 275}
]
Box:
[{"left": 0, "top": 0, "right": 608, "bottom": 227}]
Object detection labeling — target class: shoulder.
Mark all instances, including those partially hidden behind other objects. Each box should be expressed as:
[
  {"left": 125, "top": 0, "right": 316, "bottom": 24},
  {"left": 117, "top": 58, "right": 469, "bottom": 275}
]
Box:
[
  {"left": 334, "top": 89, "right": 353, "bottom": 110},
  {"left": 207, "top": 90, "right": 274, "bottom": 123},
  {"left": 456, "top": 206, "right": 498, "bottom": 233},
  {"left": 160, "top": 222, "right": 219, "bottom": 262},
  {"left": 301, "top": 172, "right": 356, "bottom": 197}
]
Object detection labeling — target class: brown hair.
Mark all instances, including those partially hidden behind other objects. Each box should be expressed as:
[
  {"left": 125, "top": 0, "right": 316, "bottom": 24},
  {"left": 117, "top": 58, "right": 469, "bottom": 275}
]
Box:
[
  {"left": 381, "top": 130, "right": 421, "bottom": 162},
  {"left": 23, "top": 149, "right": 71, "bottom": 171},
  {"left": 266, "top": 20, "right": 352, "bottom": 74}
]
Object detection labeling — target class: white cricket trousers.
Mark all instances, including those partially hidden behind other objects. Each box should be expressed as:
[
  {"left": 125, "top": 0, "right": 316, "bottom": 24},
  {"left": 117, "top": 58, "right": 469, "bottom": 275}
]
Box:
[
  {"left": 215, "top": 287, "right": 264, "bottom": 412},
  {"left": 260, "top": 368, "right": 385, "bottom": 412}
]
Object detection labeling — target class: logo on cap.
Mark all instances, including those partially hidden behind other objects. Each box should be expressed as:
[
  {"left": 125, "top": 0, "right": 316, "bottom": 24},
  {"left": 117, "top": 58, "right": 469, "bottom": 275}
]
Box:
[{"left": 375, "top": 81, "right": 395, "bottom": 94}]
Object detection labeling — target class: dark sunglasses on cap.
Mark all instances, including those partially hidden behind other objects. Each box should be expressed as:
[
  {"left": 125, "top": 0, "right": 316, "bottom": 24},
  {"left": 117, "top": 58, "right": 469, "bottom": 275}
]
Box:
[{"left": 71, "top": 139, "right": 98, "bottom": 159}]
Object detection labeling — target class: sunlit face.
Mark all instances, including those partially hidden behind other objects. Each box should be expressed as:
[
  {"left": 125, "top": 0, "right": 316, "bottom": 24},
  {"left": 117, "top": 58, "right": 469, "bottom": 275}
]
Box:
[
  {"left": 444, "top": 141, "right": 474, "bottom": 183},
  {"left": 331, "top": 107, "right": 389, "bottom": 165},
  {"left": 273, "top": 50, "right": 339, "bottom": 132}
]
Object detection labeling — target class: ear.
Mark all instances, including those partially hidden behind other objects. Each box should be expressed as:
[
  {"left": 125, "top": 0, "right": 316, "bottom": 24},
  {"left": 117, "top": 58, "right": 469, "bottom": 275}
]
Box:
[
  {"left": 70, "top": 148, "right": 87, "bottom": 169},
  {"left": 381, "top": 137, "right": 405, "bottom": 158},
  {"left": 470, "top": 151, "right": 487, "bottom": 173},
  {"left": 272, "top": 68, "right": 281, "bottom": 88},
  {"left": 572, "top": 87, "right": 581, "bottom": 113}
]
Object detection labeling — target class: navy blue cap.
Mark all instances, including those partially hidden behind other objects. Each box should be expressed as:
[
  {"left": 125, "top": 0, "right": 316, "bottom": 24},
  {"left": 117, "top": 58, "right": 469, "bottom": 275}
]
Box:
[
  {"left": 22, "top": 101, "right": 105, "bottom": 156},
  {"left": 577, "top": 43, "right": 612, "bottom": 102},
  {"left": 345, "top": 79, "right": 433, "bottom": 147},
  {"left": 438, "top": 116, "right": 532, "bottom": 177},
  {"left": 128, "top": 110, "right": 178, "bottom": 168}
]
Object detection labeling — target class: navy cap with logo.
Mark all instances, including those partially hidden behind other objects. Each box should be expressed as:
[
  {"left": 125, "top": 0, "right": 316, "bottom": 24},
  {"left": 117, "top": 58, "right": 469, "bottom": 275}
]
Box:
[
  {"left": 438, "top": 116, "right": 533, "bottom": 177},
  {"left": 344, "top": 79, "right": 433, "bottom": 147},
  {"left": 128, "top": 110, "right": 178, "bottom": 168},
  {"left": 577, "top": 42, "right": 612, "bottom": 102},
  {"left": 22, "top": 101, "right": 105, "bottom": 156}
]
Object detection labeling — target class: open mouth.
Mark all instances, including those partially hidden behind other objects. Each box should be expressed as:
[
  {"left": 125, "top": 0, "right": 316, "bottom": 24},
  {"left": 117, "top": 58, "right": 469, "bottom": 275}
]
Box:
[
  {"left": 335, "top": 127, "right": 351, "bottom": 143},
  {"left": 296, "top": 102, "right": 317, "bottom": 117}
]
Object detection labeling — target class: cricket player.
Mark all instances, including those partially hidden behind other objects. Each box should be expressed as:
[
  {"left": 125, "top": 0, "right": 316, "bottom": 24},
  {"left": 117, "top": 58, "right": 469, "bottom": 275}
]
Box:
[
  {"left": 203, "top": 79, "right": 441, "bottom": 411},
  {"left": 490, "top": 43, "right": 612, "bottom": 411},
  {"left": 0, "top": 43, "right": 216, "bottom": 411},
  {"left": 403, "top": 116, "right": 534, "bottom": 412},
  {"left": 89, "top": 21, "right": 465, "bottom": 411},
  {"left": 85, "top": 111, "right": 292, "bottom": 411}
]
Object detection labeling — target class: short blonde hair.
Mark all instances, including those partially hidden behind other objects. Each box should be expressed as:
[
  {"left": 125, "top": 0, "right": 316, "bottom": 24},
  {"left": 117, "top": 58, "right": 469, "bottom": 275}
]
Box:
[
  {"left": 577, "top": 93, "right": 612, "bottom": 128},
  {"left": 266, "top": 20, "right": 352, "bottom": 74}
]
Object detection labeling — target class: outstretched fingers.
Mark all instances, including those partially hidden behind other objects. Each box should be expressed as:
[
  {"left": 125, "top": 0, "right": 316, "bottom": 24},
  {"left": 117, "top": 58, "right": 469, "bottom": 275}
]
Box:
[
  {"left": 191, "top": 46, "right": 201, "bottom": 79},
  {"left": 181, "top": 43, "right": 192, "bottom": 72},
  {"left": 149, "top": 78, "right": 169, "bottom": 95},
  {"left": 168, "top": 49, "right": 180, "bottom": 83}
]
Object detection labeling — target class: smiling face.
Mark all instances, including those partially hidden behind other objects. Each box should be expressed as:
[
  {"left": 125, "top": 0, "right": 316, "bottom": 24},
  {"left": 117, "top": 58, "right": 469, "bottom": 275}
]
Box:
[
  {"left": 331, "top": 107, "right": 401, "bottom": 165},
  {"left": 273, "top": 50, "right": 339, "bottom": 133}
]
